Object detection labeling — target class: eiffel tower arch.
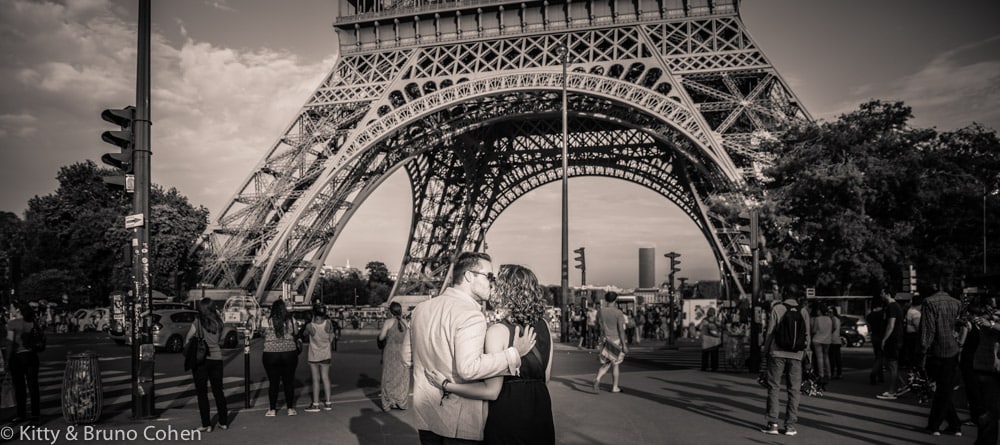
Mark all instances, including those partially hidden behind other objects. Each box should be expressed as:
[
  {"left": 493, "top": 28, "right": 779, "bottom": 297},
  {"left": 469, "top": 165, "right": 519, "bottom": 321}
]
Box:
[{"left": 198, "top": 0, "right": 810, "bottom": 301}]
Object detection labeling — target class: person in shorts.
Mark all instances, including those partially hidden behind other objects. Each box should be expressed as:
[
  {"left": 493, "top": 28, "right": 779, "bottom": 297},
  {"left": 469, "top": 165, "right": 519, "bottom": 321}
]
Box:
[{"left": 594, "top": 292, "right": 627, "bottom": 393}]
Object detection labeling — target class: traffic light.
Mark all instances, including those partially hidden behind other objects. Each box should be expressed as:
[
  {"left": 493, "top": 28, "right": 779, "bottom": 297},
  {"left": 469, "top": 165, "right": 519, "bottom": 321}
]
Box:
[
  {"left": 573, "top": 247, "right": 586, "bottom": 285},
  {"left": 100, "top": 106, "right": 136, "bottom": 190},
  {"left": 665, "top": 251, "right": 681, "bottom": 275}
]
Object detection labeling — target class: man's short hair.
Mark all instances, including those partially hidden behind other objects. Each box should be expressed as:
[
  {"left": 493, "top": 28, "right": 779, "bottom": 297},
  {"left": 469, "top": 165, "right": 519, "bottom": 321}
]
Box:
[
  {"left": 451, "top": 251, "right": 492, "bottom": 286},
  {"left": 604, "top": 291, "right": 618, "bottom": 303}
]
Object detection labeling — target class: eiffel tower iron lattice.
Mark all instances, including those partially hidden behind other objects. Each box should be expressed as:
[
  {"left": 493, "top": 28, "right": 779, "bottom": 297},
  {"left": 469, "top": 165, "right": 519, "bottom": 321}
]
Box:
[{"left": 198, "top": 0, "right": 811, "bottom": 301}]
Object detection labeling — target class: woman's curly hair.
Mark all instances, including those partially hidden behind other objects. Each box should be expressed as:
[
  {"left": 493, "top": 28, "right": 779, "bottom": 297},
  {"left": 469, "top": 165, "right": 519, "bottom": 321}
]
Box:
[{"left": 491, "top": 264, "right": 546, "bottom": 326}]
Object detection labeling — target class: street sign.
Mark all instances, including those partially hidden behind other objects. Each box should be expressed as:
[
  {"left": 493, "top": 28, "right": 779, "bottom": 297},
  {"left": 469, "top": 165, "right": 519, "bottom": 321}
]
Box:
[
  {"left": 125, "top": 213, "right": 144, "bottom": 229},
  {"left": 806, "top": 287, "right": 816, "bottom": 298}
]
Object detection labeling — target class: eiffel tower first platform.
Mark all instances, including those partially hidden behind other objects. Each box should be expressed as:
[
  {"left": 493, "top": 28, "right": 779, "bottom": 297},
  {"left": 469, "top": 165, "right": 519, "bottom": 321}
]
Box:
[{"left": 198, "top": 0, "right": 811, "bottom": 301}]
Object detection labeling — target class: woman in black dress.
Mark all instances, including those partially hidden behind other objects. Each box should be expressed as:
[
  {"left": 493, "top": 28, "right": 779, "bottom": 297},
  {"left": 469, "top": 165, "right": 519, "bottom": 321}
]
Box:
[{"left": 426, "top": 264, "right": 555, "bottom": 445}]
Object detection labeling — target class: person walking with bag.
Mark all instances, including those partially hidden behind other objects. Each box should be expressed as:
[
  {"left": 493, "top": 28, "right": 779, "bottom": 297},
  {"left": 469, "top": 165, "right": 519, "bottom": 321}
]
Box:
[
  {"left": 262, "top": 300, "right": 299, "bottom": 417},
  {"left": 378, "top": 301, "right": 410, "bottom": 412},
  {"left": 303, "top": 304, "right": 336, "bottom": 413},
  {"left": 594, "top": 291, "right": 628, "bottom": 393},
  {"left": 184, "top": 298, "right": 229, "bottom": 432},
  {"left": 5, "top": 302, "right": 41, "bottom": 423}
]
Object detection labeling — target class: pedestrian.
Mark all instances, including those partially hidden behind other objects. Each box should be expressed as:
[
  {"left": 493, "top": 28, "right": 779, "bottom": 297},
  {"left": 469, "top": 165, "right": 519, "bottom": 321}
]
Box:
[
  {"left": 866, "top": 299, "right": 886, "bottom": 385},
  {"left": 262, "top": 300, "right": 299, "bottom": 417},
  {"left": 402, "top": 251, "right": 536, "bottom": 444},
  {"left": 901, "top": 296, "right": 923, "bottom": 372},
  {"left": 700, "top": 307, "right": 721, "bottom": 372},
  {"left": 377, "top": 301, "right": 410, "bottom": 412},
  {"left": 761, "top": 292, "right": 810, "bottom": 437},
  {"left": 625, "top": 310, "right": 636, "bottom": 345},
  {"left": 594, "top": 291, "right": 628, "bottom": 393},
  {"left": 876, "top": 289, "right": 904, "bottom": 400},
  {"left": 185, "top": 298, "right": 229, "bottom": 432},
  {"left": 425, "top": 264, "right": 555, "bottom": 445},
  {"left": 810, "top": 304, "right": 833, "bottom": 391},
  {"left": 5, "top": 302, "right": 41, "bottom": 423},
  {"left": 586, "top": 305, "right": 598, "bottom": 349},
  {"left": 920, "top": 285, "right": 963, "bottom": 436},
  {"left": 957, "top": 303, "right": 983, "bottom": 426},
  {"left": 303, "top": 304, "right": 336, "bottom": 413},
  {"left": 970, "top": 295, "right": 999, "bottom": 445},
  {"left": 829, "top": 306, "right": 843, "bottom": 379}
]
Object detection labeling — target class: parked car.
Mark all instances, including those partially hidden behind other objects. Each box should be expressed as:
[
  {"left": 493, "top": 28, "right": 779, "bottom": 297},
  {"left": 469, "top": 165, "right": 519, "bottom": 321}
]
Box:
[
  {"left": 151, "top": 309, "right": 240, "bottom": 353},
  {"left": 839, "top": 315, "right": 866, "bottom": 347},
  {"left": 109, "top": 302, "right": 196, "bottom": 344}
]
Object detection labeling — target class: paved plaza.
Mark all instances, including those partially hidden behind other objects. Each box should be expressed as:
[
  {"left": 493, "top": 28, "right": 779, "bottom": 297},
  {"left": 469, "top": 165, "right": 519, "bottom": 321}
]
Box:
[{"left": 2, "top": 333, "right": 978, "bottom": 445}]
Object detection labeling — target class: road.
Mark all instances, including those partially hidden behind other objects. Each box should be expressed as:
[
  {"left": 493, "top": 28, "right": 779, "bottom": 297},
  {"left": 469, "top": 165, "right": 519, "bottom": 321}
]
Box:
[{"left": 0, "top": 330, "right": 977, "bottom": 444}]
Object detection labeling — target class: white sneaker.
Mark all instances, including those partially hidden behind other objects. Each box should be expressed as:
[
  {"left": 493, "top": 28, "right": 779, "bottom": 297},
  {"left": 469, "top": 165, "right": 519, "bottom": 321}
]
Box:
[
  {"left": 875, "top": 392, "right": 897, "bottom": 400},
  {"left": 287, "top": 408, "right": 298, "bottom": 416},
  {"left": 264, "top": 409, "right": 276, "bottom": 417}
]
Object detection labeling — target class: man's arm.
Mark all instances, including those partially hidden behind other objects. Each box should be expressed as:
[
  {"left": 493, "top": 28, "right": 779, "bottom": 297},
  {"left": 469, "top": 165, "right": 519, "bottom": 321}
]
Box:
[
  {"left": 454, "top": 312, "right": 524, "bottom": 381},
  {"left": 920, "top": 304, "right": 936, "bottom": 355},
  {"left": 616, "top": 312, "right": 627, "bottom": 352}
]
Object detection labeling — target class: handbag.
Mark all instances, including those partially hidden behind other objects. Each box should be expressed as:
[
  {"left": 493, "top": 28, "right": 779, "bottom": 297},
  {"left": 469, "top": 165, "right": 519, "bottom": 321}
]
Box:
[{"left": 183, "top": 322, "right": 208, "bottom": 371}]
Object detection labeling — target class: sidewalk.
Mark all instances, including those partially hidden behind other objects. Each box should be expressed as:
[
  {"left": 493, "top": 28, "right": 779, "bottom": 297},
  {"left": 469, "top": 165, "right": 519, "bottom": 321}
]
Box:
[{"left": 9, "top": 341, "right": 976, "bottom": 445}]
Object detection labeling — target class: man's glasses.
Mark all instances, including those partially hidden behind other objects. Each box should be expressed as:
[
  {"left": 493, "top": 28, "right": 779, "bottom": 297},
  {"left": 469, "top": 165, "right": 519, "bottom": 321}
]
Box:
[{"left": 468, "top": 270, "right": 496, "bottom": 284}]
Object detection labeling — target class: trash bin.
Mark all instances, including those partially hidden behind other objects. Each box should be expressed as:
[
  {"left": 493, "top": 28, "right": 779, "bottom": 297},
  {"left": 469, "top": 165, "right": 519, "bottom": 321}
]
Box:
[{"left": 62, "top": 352, "right": 103, "bottom": 424}]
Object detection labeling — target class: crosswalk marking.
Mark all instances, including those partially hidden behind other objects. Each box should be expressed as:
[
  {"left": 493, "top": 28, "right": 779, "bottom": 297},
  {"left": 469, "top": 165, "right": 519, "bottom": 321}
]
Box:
[{"left": 29, "top": 362, "right": 361, "bottom": 417}]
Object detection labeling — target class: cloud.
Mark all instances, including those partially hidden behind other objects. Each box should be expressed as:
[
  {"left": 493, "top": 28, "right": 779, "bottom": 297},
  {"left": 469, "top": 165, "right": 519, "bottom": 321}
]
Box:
[
  {"left": 0, "top": 0, "right": 335, "bottom": 215},
  {"left": 204, "top": 0, "right": 235, "bottom": 12},
  {"left": 0, "top": 112, "right": 38, "bottom": 137},
  {"left": 821, "top": 35, "right": 1000, "bottom": 130}
]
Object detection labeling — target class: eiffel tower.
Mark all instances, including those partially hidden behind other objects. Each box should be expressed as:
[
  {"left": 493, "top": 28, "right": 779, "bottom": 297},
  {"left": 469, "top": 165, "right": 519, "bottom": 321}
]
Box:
[{"left": 198, "top": 0, "right": 810, "bottom": 300}]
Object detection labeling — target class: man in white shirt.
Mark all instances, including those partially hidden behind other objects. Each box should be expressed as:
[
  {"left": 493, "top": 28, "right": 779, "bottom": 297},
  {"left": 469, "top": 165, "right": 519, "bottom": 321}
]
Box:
[{"left": 403, "top": 252, "right": 536, "bottom": 444}]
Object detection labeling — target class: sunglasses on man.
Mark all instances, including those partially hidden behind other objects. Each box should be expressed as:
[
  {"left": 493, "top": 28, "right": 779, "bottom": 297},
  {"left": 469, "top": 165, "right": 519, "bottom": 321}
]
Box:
[{"left": 467, "top": 270, "right": 496, "bottom": 283}]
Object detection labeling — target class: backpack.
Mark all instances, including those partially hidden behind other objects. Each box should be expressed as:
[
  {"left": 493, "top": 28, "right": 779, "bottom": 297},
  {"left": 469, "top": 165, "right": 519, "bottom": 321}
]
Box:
[
  {"left": 21, "top": 323, "right": 47, "bottom": 353},
  {"left": 774, "top": 304, "right": 807, "bottom": 352}
]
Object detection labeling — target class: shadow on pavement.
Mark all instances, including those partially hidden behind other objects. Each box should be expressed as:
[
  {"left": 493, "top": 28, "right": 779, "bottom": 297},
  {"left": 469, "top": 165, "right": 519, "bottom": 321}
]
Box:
[{"left": 349, "top": 407, "right": 418, "bottom": 443}]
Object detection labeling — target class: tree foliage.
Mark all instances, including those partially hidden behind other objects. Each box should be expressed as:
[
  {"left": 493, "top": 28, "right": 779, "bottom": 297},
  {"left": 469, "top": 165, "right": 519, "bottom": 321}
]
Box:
[
  {"left": 758, "top": 101, "right": 1000, "bottom": 295},
  {"left": 13, "top": 161, "right": 208, "bottom": 305}
]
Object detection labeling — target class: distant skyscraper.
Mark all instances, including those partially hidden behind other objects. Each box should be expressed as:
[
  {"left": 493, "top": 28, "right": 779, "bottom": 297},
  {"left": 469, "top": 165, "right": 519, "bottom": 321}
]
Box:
[{"left": 639, "top": 248, "right": 656, "bottom": 288}]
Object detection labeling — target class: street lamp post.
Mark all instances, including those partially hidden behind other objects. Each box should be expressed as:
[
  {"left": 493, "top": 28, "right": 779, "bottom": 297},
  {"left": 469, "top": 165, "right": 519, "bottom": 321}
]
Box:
[{"left": 558, "top": 39, "right": 571, "bottom": 343}]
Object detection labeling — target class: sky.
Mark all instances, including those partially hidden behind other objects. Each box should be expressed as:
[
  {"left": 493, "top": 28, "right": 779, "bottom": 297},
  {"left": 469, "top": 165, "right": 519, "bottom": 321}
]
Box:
[{"left": 1, "top": 0, "right": 998, "bottom": 289}]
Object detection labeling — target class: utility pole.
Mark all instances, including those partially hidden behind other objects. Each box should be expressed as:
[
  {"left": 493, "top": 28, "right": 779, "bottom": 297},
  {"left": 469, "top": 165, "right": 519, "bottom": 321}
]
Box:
[{"left": 133, "top": 0, "right": 155, "bottom": 418}]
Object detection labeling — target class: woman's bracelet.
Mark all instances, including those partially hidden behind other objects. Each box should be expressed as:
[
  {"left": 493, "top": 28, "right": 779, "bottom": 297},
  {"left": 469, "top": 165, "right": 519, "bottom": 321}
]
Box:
[{"left": 439, "top": 378, "right": 452, "bottom": 405}]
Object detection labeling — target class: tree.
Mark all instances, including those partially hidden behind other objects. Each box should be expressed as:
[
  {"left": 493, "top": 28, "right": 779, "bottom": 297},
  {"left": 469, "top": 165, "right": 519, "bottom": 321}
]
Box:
[
  {"left": 365, "top": 261, "right": 393, "bottom": 287},
  {"left": 17, "top": 161, "right": 208, "bottom": 304},
  {"left": 758, "top": 101, "right": 1000, "bottom": 294}
]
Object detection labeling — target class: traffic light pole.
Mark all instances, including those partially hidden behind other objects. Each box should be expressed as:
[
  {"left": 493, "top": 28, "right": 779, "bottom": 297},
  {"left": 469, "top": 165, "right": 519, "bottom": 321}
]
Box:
[
  {"left": 748, "top": 208, "right": 762, "bottom": 373},
  {"left": 131, "top": 0, "right": 155, "bottom": 419}
]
